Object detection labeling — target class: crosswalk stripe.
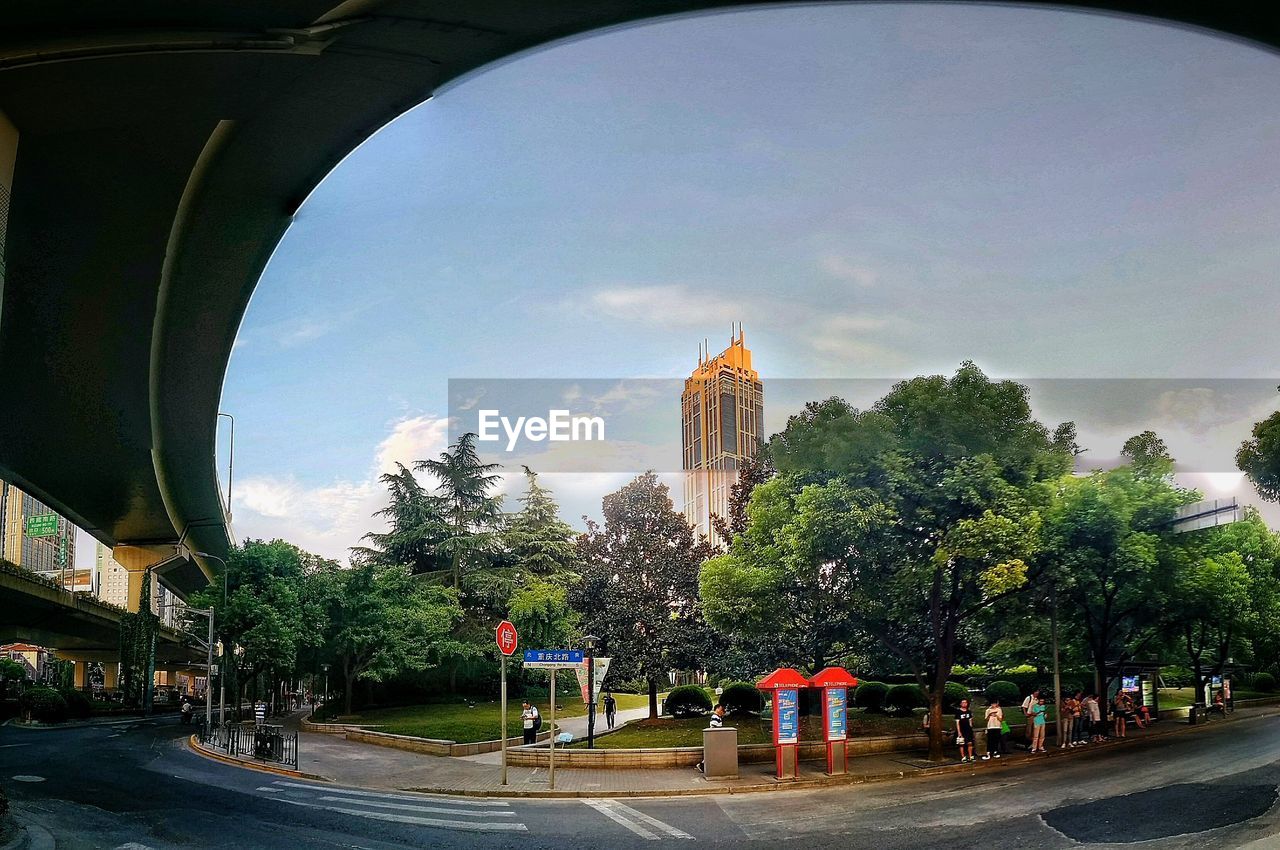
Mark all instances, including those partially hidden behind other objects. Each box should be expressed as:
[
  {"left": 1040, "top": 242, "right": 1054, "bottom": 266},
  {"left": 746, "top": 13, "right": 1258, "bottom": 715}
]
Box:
[
  {"left": 607, "top": 801, "right": 695, "bottom": 840},
  {"left": 272, "top": 797, "right": 527, "bottom": 832},
  {"left": 584, "top": 800, "right": 659, "bottom": 840},
  {"left": 318, "top": 796, "right": 516, "bottom": 818},
  {"left": 270, "top": 780, "right": 509, "bottom": 807}
]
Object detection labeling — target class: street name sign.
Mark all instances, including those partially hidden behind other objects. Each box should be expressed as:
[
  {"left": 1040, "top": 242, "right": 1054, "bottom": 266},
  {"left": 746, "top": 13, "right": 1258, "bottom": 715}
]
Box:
[
  {"left": 25, "top": 514, "right": 58, "bottom": 537},
  {"left": 523, "top": 649, "right": 583, "bottom": 669}
]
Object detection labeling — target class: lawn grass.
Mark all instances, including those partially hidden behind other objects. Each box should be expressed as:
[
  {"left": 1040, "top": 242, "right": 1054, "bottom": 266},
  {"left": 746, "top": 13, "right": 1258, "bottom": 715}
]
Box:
[
  {"left": 1158, "top": 687, "right": 1270, "bottom": 709},
  {"left": 338, "top": 692, "right": 648, "bottom": 743},
  {"left": 574, "top": 709, "right": 922, "bottom": 749}
]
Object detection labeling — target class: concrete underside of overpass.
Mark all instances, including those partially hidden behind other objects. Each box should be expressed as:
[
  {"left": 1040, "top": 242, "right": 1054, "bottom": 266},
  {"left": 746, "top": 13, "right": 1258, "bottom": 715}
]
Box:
[
  {"left": 0, "top": 2, "right": 1276, "bottom": 601},
  {"left": 0, "top": 566, "right": 199, "bottom": 665}
]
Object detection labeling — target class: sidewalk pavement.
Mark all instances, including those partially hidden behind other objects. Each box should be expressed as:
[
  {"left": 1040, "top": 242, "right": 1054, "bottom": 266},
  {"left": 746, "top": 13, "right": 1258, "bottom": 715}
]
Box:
[
  {"left": 460, "top": 704, "right": 653, "bottom": 764},
  {"left": 270, "top": 705, "right": 1269, "bottom": 798}
]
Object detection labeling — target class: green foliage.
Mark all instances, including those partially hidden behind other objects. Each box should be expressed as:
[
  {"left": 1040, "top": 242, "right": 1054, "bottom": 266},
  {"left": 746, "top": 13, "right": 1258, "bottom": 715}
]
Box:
[
  {"left": 1237, "top": 410, "right": 1280, "bottom": 502},
  {"left": 1162, "top": 665, "right": 1194, "bottom": 687},
  {"left": 0, "top": 658, "right": 25, "bottom": 682},
  {"left": 951, "top": 663, "right": 989, "bottom": 682},
  {"left": 943, "top": 682, "right": 971, "bottom": 711},
  {"left": 664, "top": 685, "right": 713, "bottom": 717},
  {"left": 854, "top": 681, "right": 889, "bottom": 712},
  {"left": 718, "top": 681, "right": 762, "bottom": 716},
  {"left": 985, "top": 680, "right": 1021, "bottom": 704},
  {"left": 59, "top": 688, "right": 91, "bottom": 720},
  {"left": 1254, "top": 672, "right": 1276, "bottom": 692},
  {"left": 21, "top": 686, "right": 67, "bottom": 722},
  {"left": 885, "top": 683, "right": 927, "bottom": 715}
]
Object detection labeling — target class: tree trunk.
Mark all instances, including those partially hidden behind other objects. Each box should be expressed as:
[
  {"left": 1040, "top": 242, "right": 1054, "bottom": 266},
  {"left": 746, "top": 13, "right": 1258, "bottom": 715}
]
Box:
[
  {"left": 927, "top": 694, "right": 946, "bottom": 761},
  {"left": 648, "top": 678, "right": 659, "bottom": 720},
  {"left": 344, "top": 671, "right": 356, "bottom": 715}
]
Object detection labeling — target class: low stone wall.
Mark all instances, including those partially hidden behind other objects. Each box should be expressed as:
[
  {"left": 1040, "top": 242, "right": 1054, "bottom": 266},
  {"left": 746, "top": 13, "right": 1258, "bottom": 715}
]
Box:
[
  {"left": 301, "top": 715, "right": 353, "bottom": 735},
  {"left": 344, "top": 726, "right": 551, "bottom": 757},
  {"left": 505, "top": 731, "right": 928, "bottom": 770}
]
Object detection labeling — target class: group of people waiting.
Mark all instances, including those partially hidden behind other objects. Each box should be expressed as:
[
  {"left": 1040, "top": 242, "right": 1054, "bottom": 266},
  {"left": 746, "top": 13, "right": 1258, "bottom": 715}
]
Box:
[{"left": 952, "top": 688, "right": 1162, "bottom": 762}]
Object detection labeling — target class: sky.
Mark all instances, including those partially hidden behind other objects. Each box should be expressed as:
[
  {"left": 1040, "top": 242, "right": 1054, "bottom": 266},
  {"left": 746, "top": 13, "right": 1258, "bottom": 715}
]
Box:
[{"left": 87, "top": 3, "right": 1280, "bottom": 564}]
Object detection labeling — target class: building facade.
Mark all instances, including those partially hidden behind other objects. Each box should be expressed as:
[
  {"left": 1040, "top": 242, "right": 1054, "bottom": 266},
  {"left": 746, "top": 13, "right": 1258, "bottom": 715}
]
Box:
[
  {"left": 0, "top": 480, "right": 76, "bottom": 574},
  {"left": 680, "top": 326, "right": 763, "bottom": 545}
]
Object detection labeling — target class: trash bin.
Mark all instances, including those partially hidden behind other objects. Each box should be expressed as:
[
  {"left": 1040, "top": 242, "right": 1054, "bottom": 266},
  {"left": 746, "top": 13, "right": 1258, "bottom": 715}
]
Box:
[{"left": 702, "top": 726, "right": 738, "bottom": 779}]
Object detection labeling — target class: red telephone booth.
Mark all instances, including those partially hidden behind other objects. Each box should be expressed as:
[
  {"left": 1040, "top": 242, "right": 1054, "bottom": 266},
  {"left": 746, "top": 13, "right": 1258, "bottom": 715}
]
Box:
[
  {"left": 757, "top": 668, "right": 809, "bottom": 780},
  {"left": 809, "top": 667, "right": 858, "bottom": 776}
]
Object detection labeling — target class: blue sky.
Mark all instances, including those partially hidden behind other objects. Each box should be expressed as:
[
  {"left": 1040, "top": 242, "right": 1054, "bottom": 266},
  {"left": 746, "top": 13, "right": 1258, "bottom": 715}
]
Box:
[{"left": 176, "top": 3, "right": 1280, "bottom": 560}]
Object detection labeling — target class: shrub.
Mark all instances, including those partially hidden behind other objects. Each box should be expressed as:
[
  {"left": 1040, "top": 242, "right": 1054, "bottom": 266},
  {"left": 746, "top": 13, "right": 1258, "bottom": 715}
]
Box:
[
  {"left": 1161, "top": 665, "right": 1194, "bottom": 688},
  {"left": 854, "top": 681, "right": 889, "bottom": 713},
  {"left": 718, "top": 681, "right": 762, "bottom": 716},
  {"left": 943, "top": 682, "right": 971, "bottom": 711},
  {"left": 885, "top": 684, "right": 927, "bottom": 715},
  {"left": 1254, "top": 672, "right": 1276, "bottom": 692},
  {"left": 664, "top": 684, "right": 713, "bottom": 717},
  {"left": 21, "top": 686, "right": 68, "bottom": 723},
  {"left": 984, "top": 680, "right": 1021, "bottom": 706},
  {"left": 59, "top": 688, "right": 92, "bottom": 720},
  {"left": 1001, "top": 665, "right": 1041, "bottom": 697}
]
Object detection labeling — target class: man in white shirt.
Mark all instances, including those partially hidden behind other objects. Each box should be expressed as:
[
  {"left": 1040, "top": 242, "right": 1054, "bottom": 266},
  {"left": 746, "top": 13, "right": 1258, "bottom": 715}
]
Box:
[{"left": 521, "top": 701, "right": 540, "bottom": 745}]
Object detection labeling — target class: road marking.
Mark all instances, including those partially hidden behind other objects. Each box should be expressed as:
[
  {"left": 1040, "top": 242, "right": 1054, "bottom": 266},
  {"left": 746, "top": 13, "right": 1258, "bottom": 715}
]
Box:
[
  {"left": 256, "top": 786, "right": 283, "bottom": 793},
  {"left": 270, "top": 780, "right": 510, "bottom": 807},
  {"left": 317, "top": 796, "right": 516, "bottom": 818},
  {"left": 11, "top": 775, "right": 45, "bottom": 782},
  {"left": 272, "top": 797, "right": 528, "bottom": 832},
  {"left": 584, "top": 800, "right": 659, "bottom": 840},
  {"left": 0, "top": 744, "right": 31, "bottom": 748},
  {"left": 606, "top": 800, "right": 695, "bottom": 839}
]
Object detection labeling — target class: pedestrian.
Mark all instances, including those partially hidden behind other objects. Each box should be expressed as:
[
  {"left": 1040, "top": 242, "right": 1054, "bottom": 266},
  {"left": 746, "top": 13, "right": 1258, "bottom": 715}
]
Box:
[
  {"left": 695, "top": 704, "right": 727, "bottom": 773},
  {"left": 1030, "top": 696, "right": 1048, "bottom": 753},
  {"left": 1087, "top": 692, "right": 1103, "bottom": 742},
  {"left": 1112, "top": 692, "right": 1128, "bottom": 738},
  {"left": 1021, "top": 689, "right": 1041, "bottom": 750},
  {"left": 1072, "top": 691, "right": 1088, "bottom": 746},
  {"left": 520, "top": 701, "right": 540, "bottom": 745},
  {"left": 982, "top": 699, "right": 1003, "bottom": 760},
  {"left": 254, "top": 700, "right": 266, "bottom": 727},
  {"left": 954, "top": 698, "right": 976, "bottom": 763},
  {"left": 1061, "top": 692, "right": 1078, "bottom": 749},
  {"left": 603, "top": 692, "right": 617, "bottom": 730}
]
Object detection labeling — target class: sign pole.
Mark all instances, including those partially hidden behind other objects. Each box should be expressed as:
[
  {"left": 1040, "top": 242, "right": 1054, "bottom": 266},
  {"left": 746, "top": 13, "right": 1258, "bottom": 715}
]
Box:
[
  {"left": 549, "top": 668, "right": 557, "bottom": 790},
  {"left": 500, "top": 652, "right": 508, "bottom": 785}
]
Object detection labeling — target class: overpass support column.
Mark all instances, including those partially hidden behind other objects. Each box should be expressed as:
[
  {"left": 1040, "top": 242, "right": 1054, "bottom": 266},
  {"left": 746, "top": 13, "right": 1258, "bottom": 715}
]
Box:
[
  {"left": 112, "top": 545, "right": 183, "bottom": 613},
  {"left": 73, "top": 659, "right": 89, "bottom": 689},
  {"left": 102, "top": 661, "right": 118, "bottom": 692}
]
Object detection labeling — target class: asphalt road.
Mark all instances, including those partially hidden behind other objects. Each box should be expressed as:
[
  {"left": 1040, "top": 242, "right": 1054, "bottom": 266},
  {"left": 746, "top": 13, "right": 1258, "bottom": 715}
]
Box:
[{"left": 3, "top": 713, "right": 1280, "bottom": 849}]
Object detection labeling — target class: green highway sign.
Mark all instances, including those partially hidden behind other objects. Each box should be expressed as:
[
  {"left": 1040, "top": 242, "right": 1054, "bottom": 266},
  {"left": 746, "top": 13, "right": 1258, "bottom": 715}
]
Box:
[{"left": 25, "top": 513, "right": 59, "bottom": 538}]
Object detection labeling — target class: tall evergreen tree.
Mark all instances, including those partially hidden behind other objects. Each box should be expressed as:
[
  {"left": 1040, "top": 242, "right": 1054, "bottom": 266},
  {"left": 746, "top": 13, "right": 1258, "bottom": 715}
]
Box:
[{"left": 415, "top": 433, "right": 504, "bottom": 591}]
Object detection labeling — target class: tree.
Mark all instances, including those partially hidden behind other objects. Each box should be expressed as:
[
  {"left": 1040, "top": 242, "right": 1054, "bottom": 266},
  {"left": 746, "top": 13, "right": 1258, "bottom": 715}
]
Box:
[
  {"left": 503, "top": 468, "right": 580, "bottom": 649},
  {"left": 324, "top": 562, "right": 466, "bottom": 715},
  {"left": 1122, "top": 430, "right": 1174, "bottom": 479},
  {"left": 356, "top": 463, "right": 449, "bottom": 577},
  {"left": 723, "top": 363, "right": 1072, "bottom": 759},
  {"left": 574, "top": 473, "right": 718, "bottom": 718},
  {"left": 1041, "top": 461, "right": 1192, "bottom": 713},
  {"left": 415, "top": 433, "right": 503, "bottom": 591},
  {"left": 710, "top": 448, "right": 774, "bottom": 545},
  {"left": 1238, "top": 409, "right": 1280, "bottom": 502}
]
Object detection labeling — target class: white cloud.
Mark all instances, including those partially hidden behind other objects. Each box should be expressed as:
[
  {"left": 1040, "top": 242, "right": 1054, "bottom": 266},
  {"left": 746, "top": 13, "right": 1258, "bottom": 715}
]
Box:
[
  {"left": 232, "top": 415, "right": 451, "bottom": 561},
  {"left": 819, "top": 253, "right": 878, "bottom": 288}
]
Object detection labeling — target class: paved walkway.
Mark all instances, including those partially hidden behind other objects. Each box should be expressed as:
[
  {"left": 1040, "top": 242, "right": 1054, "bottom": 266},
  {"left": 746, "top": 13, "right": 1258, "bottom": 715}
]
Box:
[
  {"left": 270, "top": 705, "right": 1272, "bottom": 797},
  {"left": 460, "top": 704, "right": 653, "bottom": 764}
]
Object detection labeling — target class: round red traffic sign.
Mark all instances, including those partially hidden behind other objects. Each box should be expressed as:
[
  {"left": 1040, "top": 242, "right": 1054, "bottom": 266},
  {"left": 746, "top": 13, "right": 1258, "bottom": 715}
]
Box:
[{"left": 495, "top": 620, "right": 518, "bottom": 656}]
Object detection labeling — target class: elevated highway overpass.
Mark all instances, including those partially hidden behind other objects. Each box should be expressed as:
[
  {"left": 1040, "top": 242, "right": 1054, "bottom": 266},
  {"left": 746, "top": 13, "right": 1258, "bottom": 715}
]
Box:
[{"left": 0, "top": 2, "right": 1277, "bottom": 603}]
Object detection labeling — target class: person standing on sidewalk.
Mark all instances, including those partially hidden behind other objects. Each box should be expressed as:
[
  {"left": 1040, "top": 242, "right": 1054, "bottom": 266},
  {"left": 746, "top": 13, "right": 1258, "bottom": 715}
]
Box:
[
  {"left": 1088, "top": 693, "right": 1104, "bottom": 742},
  {"left": 955, "top": 698, "right": 976, "bottom": 763},
  {"left": 254, "top": 700, "right": 266, "bottom": 727},
  {"left": 1021, "top": 689, "right": 1041, "bottom": 750},
  {"left": 1030, "top": 696, "right": 1048, "bottom": 753},
  {"left": 982, "top": 699, "right": 1003, "bottom": 760},
  {"left": 521, "top": 701, "right": 541, "bottom": 745}
]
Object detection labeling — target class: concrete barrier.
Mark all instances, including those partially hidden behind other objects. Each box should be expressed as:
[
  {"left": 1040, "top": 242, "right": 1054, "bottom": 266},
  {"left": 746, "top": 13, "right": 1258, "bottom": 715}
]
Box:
[{"left": 505, "top": 731, "right": 929, "bottom": 769}]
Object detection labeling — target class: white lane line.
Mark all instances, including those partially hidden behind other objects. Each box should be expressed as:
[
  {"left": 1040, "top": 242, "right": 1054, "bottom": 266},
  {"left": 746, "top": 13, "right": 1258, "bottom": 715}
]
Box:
[
  {"left": 0, "top": 744, "right": 31, "bottom": 748},
  {"left": 271, "top": 798, "right": 527, "bottom": 832},
  {"left": 271, "top": 780, "right": 509, "bottom": 806},
  {"left": 256, "top": 786, "right": 282, "bottom": 793},
  {"left": 318, "top": 797, "right": 516, "bottom": 818},
  {"left": 584, "top": 799, "right": 659, "bottom": 840},
  {"left": 607, "top": 800, "right": 695, "bottom": 840}
]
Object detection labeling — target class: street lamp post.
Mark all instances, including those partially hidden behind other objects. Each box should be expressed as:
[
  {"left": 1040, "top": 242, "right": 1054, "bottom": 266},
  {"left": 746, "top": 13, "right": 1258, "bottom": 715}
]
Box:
[
  {"left": 583, "top": 634, "right": 599, "bottom": 749},
  {"left": 321, "top": 663, "right": 330, "bottom": 713},
  {"left": 193, "top": 551, "right": 228, "bottom": 726},
  {"left": 160, "top": 603, "right": 214, "bottom": 733}
]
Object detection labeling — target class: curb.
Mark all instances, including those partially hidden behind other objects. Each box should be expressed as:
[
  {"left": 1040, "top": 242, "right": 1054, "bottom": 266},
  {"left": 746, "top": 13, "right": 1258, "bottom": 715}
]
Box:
[
  {"left": 399, "top": 707, "right": 1276, "bottom": 799},
  {"left": 186, "top": 735, "right": 332, "bottom": 783}
]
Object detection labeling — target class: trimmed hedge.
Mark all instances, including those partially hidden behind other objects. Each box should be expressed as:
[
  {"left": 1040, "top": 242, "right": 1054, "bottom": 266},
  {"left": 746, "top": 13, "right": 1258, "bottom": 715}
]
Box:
[
  {"left": 885, "top": 683, "right": 927, "bottom": 715},
  {"left": 21, "top": 686, "right": 68, "bottom": 723},
  {"left": 1254, "top": 672, "right": 1276, "bottom": 692},
  {"left": 943, "top": 681, "right": 971, "bottom": 711},
  {"left": 664, "top": 685, "right": 713, "bottom": 718},
  {"left": 718, "top": 681, "right": 762, "bottom": 716},
  {"left": 985, "top": 680, "right": 1021, "bottom": 705},
  {"left": 60, "top": 688, "right": 92, "bottom": 720},
  {"left": 854, "top": 681, "right": 889, "bottom": 713}
]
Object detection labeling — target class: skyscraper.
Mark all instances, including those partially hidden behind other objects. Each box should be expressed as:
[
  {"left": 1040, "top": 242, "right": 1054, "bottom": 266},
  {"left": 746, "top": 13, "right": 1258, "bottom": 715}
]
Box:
[
  {"left": 0, "top": 480, "right": 76, "bottom": 574},
  {"left": 681, "top": 325, "right": 763, "bottom": 545}
]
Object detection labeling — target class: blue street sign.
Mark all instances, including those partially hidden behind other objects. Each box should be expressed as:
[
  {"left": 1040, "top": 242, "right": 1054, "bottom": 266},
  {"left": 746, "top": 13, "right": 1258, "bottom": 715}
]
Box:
[
  {"left": 776, "top": 687, "right": 799, "bottom": 744},
  {"left": 523, "top": 649, "right": 584, "bottom": 668}
]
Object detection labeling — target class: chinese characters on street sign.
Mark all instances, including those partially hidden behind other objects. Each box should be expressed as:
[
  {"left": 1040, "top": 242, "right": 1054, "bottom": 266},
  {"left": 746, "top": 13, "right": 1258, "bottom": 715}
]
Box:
[
  {"left": 495, "top": 620, "right": 518, "bottom": 656},
  {"left": 25, "top": 513, "right": 58, "bottom": 537},
  {"left": 522, "top": 649, "right": 584, "bottom": 669}
]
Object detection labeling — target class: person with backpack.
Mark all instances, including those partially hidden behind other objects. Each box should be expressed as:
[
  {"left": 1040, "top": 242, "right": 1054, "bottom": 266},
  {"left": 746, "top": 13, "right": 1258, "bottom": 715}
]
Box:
[
  {"left": 1021, "top": 689, "right": 1041, "bottom": 750},
  {"left": 521, "top": 701, "right": 541, "bottom": 745}
]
